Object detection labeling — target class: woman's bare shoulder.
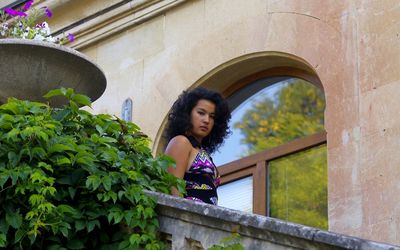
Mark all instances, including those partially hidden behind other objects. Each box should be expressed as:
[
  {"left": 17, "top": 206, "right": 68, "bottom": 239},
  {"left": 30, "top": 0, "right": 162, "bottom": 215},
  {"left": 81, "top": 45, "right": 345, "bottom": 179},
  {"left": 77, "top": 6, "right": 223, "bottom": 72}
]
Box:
[
  {"left": 169, "top": 135, "right": 190, "bottom": 143},
  {"left": 165, "top": 135, "right": 192, "bottom": 152}
]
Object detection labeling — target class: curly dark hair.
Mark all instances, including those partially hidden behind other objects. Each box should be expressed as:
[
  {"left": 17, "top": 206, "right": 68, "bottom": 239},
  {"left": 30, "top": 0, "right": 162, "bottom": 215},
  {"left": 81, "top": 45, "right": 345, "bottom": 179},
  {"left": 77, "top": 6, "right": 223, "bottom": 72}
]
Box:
[{"left": 164, "top": 87, "right": 231, "bottom": 154}]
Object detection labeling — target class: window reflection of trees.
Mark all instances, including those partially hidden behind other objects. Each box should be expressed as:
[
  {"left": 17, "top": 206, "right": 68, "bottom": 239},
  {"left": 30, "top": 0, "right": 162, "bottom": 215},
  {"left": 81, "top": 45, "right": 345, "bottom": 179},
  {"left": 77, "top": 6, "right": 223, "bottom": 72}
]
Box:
[
  {"left": 234, "top": 79, "right": 325, "bottom": 155},
  {"left": 269, "top": 144, "right": 328, "bottom": 229}
]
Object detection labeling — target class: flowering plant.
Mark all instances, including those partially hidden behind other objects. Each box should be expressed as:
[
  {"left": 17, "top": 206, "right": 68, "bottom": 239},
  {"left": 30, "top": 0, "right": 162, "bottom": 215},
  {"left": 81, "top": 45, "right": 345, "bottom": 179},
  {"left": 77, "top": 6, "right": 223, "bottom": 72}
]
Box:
[{"left": 0, "top": 0, "right": 74, "bottom": 44}]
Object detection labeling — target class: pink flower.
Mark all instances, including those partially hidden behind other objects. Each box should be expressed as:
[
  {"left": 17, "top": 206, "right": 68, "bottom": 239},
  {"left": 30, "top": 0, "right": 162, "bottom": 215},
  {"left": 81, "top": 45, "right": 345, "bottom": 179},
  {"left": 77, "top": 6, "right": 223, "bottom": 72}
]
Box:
[
  {"left": 4, "top": 8, "right": 27, "bottom": 17},
  {"left": 67, "top": 33, "right": 75, "bottom": 42},
  {"left": 23, "top": 0, "right": 34, "bottom": 10}
]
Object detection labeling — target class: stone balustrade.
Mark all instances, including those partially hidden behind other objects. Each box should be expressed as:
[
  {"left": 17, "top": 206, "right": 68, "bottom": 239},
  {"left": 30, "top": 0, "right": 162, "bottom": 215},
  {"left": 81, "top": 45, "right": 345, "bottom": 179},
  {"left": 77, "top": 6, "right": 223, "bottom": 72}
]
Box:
[{"left": 146, "top": 191, "right": 400, "bottom": 250}]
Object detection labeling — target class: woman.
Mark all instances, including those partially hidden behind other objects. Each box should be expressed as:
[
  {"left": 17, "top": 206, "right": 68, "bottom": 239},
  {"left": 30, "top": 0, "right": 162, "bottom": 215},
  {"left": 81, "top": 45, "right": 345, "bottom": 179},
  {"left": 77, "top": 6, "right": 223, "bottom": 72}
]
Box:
[{"left": 164, "top": 87, "right": 231, "bottom": 205}]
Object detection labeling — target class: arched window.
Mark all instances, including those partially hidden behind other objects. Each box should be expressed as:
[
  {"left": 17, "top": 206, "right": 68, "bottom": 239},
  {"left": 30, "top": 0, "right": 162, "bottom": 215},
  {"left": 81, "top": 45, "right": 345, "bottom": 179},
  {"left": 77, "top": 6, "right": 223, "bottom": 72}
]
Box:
[{"left": 213, "top": 71, "right": 327, "bottom": 229}]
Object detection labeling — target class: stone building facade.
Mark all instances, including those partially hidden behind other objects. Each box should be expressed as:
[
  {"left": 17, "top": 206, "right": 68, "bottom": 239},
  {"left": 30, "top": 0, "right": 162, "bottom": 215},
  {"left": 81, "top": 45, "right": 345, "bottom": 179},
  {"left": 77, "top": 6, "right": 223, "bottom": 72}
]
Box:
[{"left": 3, "top": 0, "right": 400, "bottom": 246}]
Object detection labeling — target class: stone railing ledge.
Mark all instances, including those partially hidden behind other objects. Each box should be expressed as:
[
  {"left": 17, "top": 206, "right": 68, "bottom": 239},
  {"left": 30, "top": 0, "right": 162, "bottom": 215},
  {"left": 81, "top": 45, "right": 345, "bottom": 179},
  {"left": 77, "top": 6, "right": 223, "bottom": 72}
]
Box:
[{"left": 145, "top": 190, "right": 400, "bottom": 250}]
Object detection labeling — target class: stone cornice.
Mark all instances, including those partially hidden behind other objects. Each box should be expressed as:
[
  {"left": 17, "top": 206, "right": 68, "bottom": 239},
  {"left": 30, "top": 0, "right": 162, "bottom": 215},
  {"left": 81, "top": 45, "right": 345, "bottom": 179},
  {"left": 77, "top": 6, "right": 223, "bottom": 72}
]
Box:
[{"left": 37, "top": 0, "right": 188, "bottom": 50}]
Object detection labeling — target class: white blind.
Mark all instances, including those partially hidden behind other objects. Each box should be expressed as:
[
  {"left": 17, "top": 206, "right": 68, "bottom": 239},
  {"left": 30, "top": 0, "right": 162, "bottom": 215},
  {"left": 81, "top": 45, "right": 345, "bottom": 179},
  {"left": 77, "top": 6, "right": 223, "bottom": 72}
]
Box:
[{"left": 217, "top": 176, "right": 253, "bottom": 213}]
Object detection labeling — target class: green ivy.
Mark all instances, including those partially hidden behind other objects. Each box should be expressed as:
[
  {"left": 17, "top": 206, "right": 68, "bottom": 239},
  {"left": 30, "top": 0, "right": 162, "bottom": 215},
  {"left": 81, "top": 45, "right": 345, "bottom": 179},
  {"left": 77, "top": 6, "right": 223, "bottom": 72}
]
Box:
[
  {"left": 208, "top": 233, "right": 244, "bottom": 250},
  {"left": 0, "top": 88, "right": 185, "bottom": 249}
]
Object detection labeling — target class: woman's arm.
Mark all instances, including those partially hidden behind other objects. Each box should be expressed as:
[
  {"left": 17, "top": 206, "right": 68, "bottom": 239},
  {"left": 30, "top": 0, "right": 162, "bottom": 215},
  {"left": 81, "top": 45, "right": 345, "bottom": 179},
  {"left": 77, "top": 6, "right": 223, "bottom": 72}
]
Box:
[{"left": 164, "top": 135, "right": 192, "bottom": 196}]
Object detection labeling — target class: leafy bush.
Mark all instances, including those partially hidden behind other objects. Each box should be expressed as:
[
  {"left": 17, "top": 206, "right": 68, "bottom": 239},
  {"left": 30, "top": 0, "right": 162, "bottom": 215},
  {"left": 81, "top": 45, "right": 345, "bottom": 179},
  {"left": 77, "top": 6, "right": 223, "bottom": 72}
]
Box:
[{"left": 0, "top": 88, "right": 184, "bottom": 249}]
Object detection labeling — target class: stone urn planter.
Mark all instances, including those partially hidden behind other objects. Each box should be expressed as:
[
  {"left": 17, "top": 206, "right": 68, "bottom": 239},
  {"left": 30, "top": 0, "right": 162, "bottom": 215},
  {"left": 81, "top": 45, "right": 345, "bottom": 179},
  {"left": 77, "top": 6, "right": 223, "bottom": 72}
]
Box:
[{"left": 0, "top": 38, "right": 106, "bottom": 106}]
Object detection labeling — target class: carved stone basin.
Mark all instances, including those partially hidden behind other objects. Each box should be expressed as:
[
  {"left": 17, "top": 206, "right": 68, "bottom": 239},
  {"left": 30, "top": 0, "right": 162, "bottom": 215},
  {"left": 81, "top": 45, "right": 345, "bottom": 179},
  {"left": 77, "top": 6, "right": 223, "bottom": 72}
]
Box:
[{"left": 0, "top": 39, "right": 106, "bottom": 107}]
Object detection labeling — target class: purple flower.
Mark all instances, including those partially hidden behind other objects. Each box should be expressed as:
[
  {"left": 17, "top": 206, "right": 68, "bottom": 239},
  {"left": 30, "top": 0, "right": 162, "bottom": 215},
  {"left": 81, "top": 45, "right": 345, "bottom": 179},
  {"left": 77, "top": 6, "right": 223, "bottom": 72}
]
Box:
[
  {"left": 67, "top": 33, "right": 75, "bottom": 42},
  {"left": 44, "top": 7, "right": 52, "bottom": 17},
  {"left": 4, "top": 8, "right": 27, "bottom": 17},
  {"left": 23, "top": 0, "right": 34, "bottom": 10}
]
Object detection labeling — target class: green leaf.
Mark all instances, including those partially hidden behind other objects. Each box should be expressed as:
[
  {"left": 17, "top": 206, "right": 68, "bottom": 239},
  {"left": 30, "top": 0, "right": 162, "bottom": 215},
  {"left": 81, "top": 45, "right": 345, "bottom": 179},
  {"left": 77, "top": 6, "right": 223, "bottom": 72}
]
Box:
[
  {"left": 68, "top": 187, "right": 76, "bottom": 199},
  {"left": 29, "top": 194, "right": 45, "bottom": 206},
  {"left": 143, "top": 208, "right": 154, "bottom": 219},
  {"left": 0, "top": 100, "right": 21, "bottom": 115},
  {"left": 118, "top": 240, "right": 130, "bottom": 250},
  {"left": 65, "top": 88, "right": 74, "bottom": 98},
  {"left": 69, "top": 100, "right": 79, "bottom": 112},
  {"left": 136, "top": 205, "right": 144, "bottom": 217},
  {"left": 129, "top": 234, "right": 141, "bottom": 246},
  {"left": 43, "top": 89, "right": 64, "bottom": 99},
  {"left": 87, "top": 220, "right": 99, "bottom": 233},
  {"left": 52, "top": 108, "right": 72, "bottom": 121},
  {"left": 0, "top": 175, "right": 9, "bottom": 188},
  {"left": 51, "top": 155, "right": 71, "bottom": 166},
  {"left": 67, "top": 239, "right": 85, "bottom": 249},
  {"left": 108, "top": 207, "right": 124, "bottom": 224},
  {"left": 21, "top": 147, "right": 33, "bottom": 161},
  {"left": 101, "top": 149, "right": 118, "bottom": 163},
  {"left": 30, "top": 171, "right": 46, "bottom": 183},
  {"left": 95, "top": 125, "right": 104, "bottom": 135},
  {"left": 20, "top": 126, "right": 36, "bottom": 140},
  {"left": 60, "top": 226, "right": 69, "bottom": 237},
  {"left": 41, "top": 186, "right": 57, "bottom": 196},
  {"left": 118, "top": 191, "right": 125, "bottom": 200},
  {"left": 102, "top": 176, "right": 112, "bottom": 191},
  {"left": 49, "top": 144, "right": 76, "bottom": 154},
  {"left": 75, "top": 221, "right": 85, "bottom": 231},
  {"left": 32, "top": 148, "right": 47, "bottom": 160},
  {"left": 48, "top": 244, "right": 67, "bottom": 250},
  {"left": 86, "top": 175, "right": 101, "bottom": 190},
  {"left": 109, "top": 191, "right": 117, "bottom": 203},
  {"left": 0, "top": 233, "right": 6, "bottom": 248},
  {"left": 57, "top": 204, "right": 76, "bottom": 215},
  {"left": 124, "top": 210, "right": 135, "bottom": 225},
  {"left": 37, "top": 131, "right": 49, "bottom": 141},
  {"left": 28, "top": 234, "right": 37, "bottom": 245},
  {"left": 26, "top": 211, "right": 37, "bottom": 220},
  {"left": 6, "top": 211, "right": 22, "bottom": 229},
  {"left": 75, "top": 154, "right": 95, "bottom": 166},
  {"left": 14, "top": 229, "right": 25, "bottom": 243},
  {"left": 8, "top": 151, "right": 20, "bottom": 167},
  {"left": 38, "top": 162, "right": 53, "bottom": 172},
  {"left": 0, "top": 114, "right": 14, "bottom": 129},
  {"left": 5, "top": 128, "right": 20, "bottom": 143},
  {"left": 72, "top": 94, "right": 91, "bottom": 107}
]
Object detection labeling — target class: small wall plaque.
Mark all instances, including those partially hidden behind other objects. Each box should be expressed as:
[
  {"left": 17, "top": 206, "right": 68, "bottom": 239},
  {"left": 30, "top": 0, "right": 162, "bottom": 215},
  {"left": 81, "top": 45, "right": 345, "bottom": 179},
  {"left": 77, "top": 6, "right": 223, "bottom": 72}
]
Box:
[{"left": 121, "top": 98, "right": 132, "bottom": 121}]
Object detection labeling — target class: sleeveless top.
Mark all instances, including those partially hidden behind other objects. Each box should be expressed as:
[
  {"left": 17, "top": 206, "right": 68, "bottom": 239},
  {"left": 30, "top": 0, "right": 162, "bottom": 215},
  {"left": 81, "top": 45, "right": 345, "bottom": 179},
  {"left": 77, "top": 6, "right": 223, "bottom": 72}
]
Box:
[{"left": 183, "top": 136, "right": 220, "bottom": 205}]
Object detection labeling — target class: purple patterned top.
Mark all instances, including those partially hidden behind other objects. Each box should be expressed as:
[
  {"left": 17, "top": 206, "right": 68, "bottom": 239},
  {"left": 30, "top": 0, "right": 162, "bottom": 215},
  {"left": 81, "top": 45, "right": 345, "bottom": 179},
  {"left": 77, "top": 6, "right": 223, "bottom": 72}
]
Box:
[{"left": 184, "top": 148, "right": 220, "bottom": 205}]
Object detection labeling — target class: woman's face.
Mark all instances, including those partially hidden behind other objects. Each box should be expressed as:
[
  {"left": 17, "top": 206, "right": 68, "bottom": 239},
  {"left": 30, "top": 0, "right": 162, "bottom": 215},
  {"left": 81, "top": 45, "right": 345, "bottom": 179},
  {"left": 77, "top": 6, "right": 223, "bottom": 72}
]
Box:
[{"left": 190, "top": 99, "right": 216, "bottom": 142}]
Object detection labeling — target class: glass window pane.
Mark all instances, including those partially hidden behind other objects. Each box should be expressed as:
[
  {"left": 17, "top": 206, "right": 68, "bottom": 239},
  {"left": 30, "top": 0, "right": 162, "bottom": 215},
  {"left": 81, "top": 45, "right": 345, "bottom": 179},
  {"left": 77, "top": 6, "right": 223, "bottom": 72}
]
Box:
[
  {"left": 269, "top": 144, "right": 328, "bottom": 229},
  {"left": 218, "top": 176, "right": 253, "bottom": 213},
  {"left": 213, "top": 78, "right": 325, "bottom": 166}
]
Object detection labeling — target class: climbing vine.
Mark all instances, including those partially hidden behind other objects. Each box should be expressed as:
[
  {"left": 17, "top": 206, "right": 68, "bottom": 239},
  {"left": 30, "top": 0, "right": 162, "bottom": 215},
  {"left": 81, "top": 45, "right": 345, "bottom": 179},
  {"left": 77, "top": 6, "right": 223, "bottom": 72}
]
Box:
[{"left": 0, "top": 88, "right": 185, "bottom": 249}]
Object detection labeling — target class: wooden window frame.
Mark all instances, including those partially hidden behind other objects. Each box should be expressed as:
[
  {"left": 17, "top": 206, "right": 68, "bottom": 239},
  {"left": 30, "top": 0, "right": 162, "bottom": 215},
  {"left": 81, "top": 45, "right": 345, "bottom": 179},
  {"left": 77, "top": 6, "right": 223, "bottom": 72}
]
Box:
[{"left": 219, "top": 132, "right": 326, "bottom": 215}]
